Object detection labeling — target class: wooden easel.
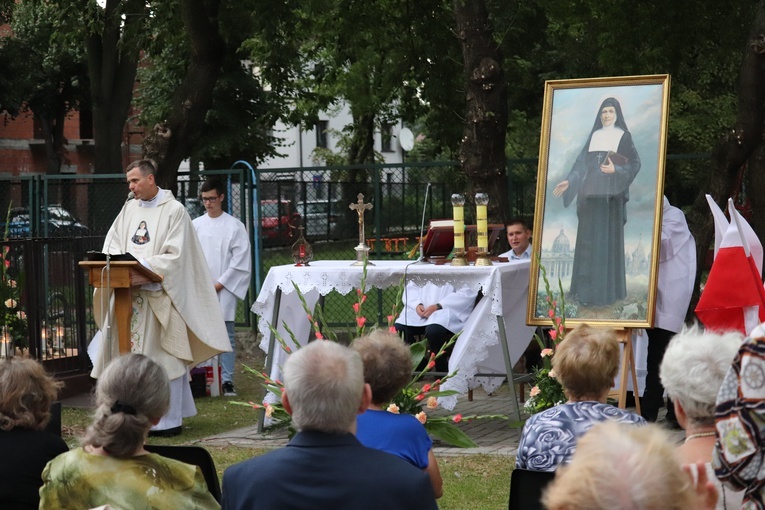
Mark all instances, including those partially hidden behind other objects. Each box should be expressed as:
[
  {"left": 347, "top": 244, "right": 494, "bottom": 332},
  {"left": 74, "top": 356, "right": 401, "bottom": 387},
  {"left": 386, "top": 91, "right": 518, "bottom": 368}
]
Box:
[
  {"left": 608, "top": 328, "right": 641, "bottom": 414},
  {"left": 79, "top": 260, "right": 163, "bottom": 354}
]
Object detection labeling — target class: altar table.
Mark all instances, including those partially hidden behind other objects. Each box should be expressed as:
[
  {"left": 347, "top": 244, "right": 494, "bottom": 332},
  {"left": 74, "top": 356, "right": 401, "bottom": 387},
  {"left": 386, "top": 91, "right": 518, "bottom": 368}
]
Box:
[{"left": 251, "top": 260, "right": 536, "bottom": 415}]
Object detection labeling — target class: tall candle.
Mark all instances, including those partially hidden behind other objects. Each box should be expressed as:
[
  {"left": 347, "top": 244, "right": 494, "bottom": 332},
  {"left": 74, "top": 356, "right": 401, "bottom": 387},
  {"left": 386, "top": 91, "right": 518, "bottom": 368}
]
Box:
[
  {"left": 475, "top": 193, "right": 489, "bottom": 250},
  {"left": 451, "top": 194, "right": 465, "bottom": 250}
]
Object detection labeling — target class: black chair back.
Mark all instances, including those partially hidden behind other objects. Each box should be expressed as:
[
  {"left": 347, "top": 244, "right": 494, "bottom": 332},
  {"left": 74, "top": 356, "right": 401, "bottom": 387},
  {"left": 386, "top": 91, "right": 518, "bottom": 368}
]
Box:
[
  {"left": 144, "top": 444, "right": 221, "bottom": 502},
  {"left": 508, "top": 468, "right": 556, "bottom": 510}
]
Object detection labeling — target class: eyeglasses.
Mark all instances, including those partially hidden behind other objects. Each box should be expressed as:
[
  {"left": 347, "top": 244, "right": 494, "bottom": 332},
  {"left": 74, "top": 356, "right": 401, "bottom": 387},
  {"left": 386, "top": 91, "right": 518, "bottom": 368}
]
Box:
[{"left": 201, "top": 196, "right": 220, "bottom": 203}]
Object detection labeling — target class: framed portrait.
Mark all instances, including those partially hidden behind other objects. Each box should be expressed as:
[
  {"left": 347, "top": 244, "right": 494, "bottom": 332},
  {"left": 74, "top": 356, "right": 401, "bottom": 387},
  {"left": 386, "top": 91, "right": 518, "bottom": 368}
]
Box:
[{"left": 527, "top": 74, "right": 671, "bottom": 327}]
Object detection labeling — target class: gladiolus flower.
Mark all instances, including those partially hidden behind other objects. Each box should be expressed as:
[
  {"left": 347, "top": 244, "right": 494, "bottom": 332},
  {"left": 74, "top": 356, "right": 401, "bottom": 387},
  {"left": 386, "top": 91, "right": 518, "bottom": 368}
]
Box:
[
  {"left": 356, "top": 317, "right": 367, "bottom": 328},
  {"left": 541, "top": 348, "right": 554, "bottom": 358},
  {"left": 284, "top": 346, "right": 292, "bottom": 353},
  {"left": 415, "top": 412, "right": 427, "bottom": 424},
  {"left": 387, "top": 403, "right": 400, "bottom": 414},
  {"left": 530, "top": 386, "right": 541, "bottom": 397},
  {"left": 315, "top": 331, "right": 324, "bottom": 339},
  {"left": 452, "top": 414, "right": 463, "bottom": 423},
  {"left": 356, "top": 289, "right": 363, "bottom": 296},
  {"left": 547, "top": 309, "right": 555, "bottom": 318},
  {"left": 549, "top": 369, "right": 557, "bottom": 379},
  {"left": 421, "top": 384, "right": 431, "bottom": 393},
  {"left": 552, "top": 300, "right": 557, "bottom": 308},
  {"left": 353, "top": 302, "right": 361, "bottom": 313},
  {"left": 415, "top": 394, "right": 425, "bottom": 401},
  {"left": 549, "top": 330, "right": 558, "bottom": 341},
  {"left": 361, "top": 295, "right": 367, "bottom": 304},
  {"left": 427, "top": 397, "right": 438, "bottom": 409},
  {"left": 387, "top": 314, "right": 394, "bottom": 323},
  {"left": 3, "top": 259, "right": 9, "bottom": 269},
  {"left": 389, "top": 326, "right": 396, "bottom": 333},
  {"left": 555, "top": 317, "right": 562, "bottom": 327},
  {"left": 265, "top": 405, "right": 274, "bottom": 418},
  {"left": 427, "top": 361, "right": 436, "bottom": 369},
  {"left": 2, "top": 246, "right": 8, "bottom": 254},
  {"left": 249, "top": 401, "right": 262, "bottom": 409},
  {"left": 306, "top": 313, "right": 312, "bottom": 321}
]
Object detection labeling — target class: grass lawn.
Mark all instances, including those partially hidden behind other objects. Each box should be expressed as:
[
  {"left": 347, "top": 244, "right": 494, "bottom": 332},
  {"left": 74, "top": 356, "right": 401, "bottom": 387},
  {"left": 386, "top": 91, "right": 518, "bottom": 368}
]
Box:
[{"left": 61, "top": 333, "right": 515, "bottom": 509}]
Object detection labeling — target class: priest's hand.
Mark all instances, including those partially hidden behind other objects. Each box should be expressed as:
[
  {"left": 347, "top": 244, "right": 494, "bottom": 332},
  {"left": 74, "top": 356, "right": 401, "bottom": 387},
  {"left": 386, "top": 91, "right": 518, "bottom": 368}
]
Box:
[
  {"left": 214, "top": 282, "right": 224, "bottom": 293},
  {"left": 553, "top": 181, "right": 569, "bottom": 196}
]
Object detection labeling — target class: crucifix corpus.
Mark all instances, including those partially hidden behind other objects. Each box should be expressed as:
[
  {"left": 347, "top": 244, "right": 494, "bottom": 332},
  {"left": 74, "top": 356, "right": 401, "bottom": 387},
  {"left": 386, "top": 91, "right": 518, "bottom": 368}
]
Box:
[{"left": 349, "top": 193, "right": 374, "bottom": 266}]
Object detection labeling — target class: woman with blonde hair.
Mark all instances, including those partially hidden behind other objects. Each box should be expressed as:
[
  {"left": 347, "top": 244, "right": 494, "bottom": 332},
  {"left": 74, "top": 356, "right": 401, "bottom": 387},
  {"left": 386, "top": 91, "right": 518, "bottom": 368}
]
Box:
[
  {"left": 39, "top": 353, "right": 219, "bottom": 509},
  {"left": 353, "top": 330, "right": 443, "bottom": 498},
  {"left": 515, "top": 324, "right": 644, "bottom": 471},
  {"left": 543, "top": 421, "right": 717, "bottom": 510},
  {"left": 0, "top": 357, "right": 68, "bottom": 510}
]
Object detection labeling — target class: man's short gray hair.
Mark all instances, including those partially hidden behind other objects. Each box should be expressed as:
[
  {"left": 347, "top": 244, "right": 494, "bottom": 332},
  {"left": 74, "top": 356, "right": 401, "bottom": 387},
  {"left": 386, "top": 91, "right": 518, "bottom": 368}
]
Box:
[
  {"left": 660, "top": 323, "right": 743, "bottom": 426},
  {"left": 284, "top": 340, "right": 365, "bottom": 433}
]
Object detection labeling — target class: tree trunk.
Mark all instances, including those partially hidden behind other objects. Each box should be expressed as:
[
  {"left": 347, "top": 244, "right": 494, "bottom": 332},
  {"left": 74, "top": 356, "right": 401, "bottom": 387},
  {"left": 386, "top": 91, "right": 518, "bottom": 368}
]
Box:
[
  {"left": 687, "top": 0, "right": 765, "bottom": 312},
  {"left": 149, "top": 0, "right": 225, "bottom": 189},
  {"left": 86, "top": 0, "right": 143, "bottom": 175},
  {"left": 453, "top": 0, "right": 509, "bottom": 223}
]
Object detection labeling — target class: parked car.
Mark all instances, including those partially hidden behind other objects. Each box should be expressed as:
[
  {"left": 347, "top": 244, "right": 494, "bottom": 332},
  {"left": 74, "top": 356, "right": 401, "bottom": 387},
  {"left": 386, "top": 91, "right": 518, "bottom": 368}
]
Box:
[
  {"left": 1, "top": 205, "right": 90, "bottom": 238},
  {"left": 296, "top": 200, "right": 343, "bottom": 239},
  {"left": 260, "top": 199, "right": 300, "bottom": 245}
]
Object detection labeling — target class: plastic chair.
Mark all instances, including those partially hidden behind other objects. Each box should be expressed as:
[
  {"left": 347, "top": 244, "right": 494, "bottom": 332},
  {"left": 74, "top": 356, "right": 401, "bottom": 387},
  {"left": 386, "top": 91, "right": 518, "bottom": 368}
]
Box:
[
  {"left": 508, "top": 468, "right": 556, "bottom": 510},
  {"left": 144, "top": 444, "right": 221, "bottom": 502}
]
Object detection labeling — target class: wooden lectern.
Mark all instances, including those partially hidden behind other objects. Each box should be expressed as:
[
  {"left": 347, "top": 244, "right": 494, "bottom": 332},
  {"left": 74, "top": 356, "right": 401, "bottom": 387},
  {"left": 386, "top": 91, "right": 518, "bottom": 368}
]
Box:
[{"left": 79, "top": 260, "right": 163, "bottom": 355}]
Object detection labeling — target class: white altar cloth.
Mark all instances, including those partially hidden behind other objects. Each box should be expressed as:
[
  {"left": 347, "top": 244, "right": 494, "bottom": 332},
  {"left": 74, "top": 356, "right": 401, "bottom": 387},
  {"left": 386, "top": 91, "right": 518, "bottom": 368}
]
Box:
[{"left": 251, "top": 260, "right": 536, "bottom": 410}]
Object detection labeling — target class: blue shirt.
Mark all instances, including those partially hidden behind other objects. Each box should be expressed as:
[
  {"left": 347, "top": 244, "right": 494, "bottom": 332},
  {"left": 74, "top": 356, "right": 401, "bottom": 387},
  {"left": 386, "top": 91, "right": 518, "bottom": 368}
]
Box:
[{"left": 356, "top": 410, "right": 432, "bottom": 469}]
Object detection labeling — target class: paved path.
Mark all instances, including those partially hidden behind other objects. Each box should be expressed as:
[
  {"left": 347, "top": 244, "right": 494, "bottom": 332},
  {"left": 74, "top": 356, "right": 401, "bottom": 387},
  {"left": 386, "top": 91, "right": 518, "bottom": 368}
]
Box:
[{"left": 195, "top": 384, "right": 685, "bottom": 457}]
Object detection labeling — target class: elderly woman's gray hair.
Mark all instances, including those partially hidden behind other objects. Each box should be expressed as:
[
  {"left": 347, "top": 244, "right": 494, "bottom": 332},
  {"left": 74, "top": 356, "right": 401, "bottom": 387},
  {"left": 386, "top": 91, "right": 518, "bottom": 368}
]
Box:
[{"left": 660, "top": 324, "right": 743, "bottom": 426}]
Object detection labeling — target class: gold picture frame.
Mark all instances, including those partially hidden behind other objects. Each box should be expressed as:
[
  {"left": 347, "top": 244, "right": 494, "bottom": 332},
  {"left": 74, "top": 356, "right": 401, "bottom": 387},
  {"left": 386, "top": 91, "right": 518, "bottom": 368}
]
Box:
[{"left": 527, "top": 74, "right": 671, "bottom": 327}]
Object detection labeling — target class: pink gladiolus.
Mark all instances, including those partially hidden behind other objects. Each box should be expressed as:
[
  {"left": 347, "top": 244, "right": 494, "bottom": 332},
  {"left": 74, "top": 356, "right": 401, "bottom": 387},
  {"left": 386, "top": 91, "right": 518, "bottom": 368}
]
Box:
[
  {"left": 416, "top": 394, "right": 425, "bottom": 401},
  {"left": 284, "top": 346, "right": 292, "bottom": 353},
  {"left": 3, "top": 246, "right": 9, "bottom": 254},
  {"left": 421, "top": 384, "right": 431, "bottom": 393},
  {"left": 356, "top": 316, "right": 367, "bottom": 328},
  {"left": 553, "top": 300, "right": 557, "bottom": 308},
  {"left": 415, "top": 412, "right": 427, "bottom": 424},
  {"left": 555, "top": 317, "right": 562, "bottom": 327},
  {"left": 389, "top": 326, "right": 396, "bottom": 333},
  {"left": 356, "top": 288, "right": 362, "bottom": 296},
  {"left": 549, "top": 330, "right": 558, "bottom": 340},
  {"left": 452, "top": 414, "right": 463, "bottom": 423},
  {"left": 427, "top": 361, "right": 436, "bottom": 369},
  {"left": 387, "top": 315, "right": 394, "bottom": 322},
  {"left": 361, "top": 295, "right": 367, "bottom": 304},
  {"left": 4, "top": 259, "right": 9, "bottom": 269},
  {"left": 315, "top": 331, "right": 324, "bottom": 339},
  {"left": 547, "top": 309, "right": 554, "bottom": 318},
  {"left": 353, "top": 302, "right": 360, "bottom": 313},
  {"left": 306, "top": 313, "right": 312, "bottom": 321}
]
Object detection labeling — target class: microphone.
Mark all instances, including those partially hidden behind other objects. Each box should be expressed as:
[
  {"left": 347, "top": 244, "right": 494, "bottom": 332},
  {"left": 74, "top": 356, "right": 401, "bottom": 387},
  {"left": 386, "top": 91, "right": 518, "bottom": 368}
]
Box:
[
  {"left": 416, "top": 183, "right": 432, "bottom": 263},
  {"left": 126, "top": 191, "right": 135, "bottom": 202}
]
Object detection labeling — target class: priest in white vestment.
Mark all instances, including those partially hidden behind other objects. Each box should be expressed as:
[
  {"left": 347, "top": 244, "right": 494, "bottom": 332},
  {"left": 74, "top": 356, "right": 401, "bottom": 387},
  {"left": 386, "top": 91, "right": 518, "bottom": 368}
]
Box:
[
  {"left": 91, "top": 159, "right": 231, "bottom": 435},
  {"left": 394, "top": 282, "right": 477, "bottom": 373},
  {"left": 193, "top": 177, "right": 251, "bottom": 397}
]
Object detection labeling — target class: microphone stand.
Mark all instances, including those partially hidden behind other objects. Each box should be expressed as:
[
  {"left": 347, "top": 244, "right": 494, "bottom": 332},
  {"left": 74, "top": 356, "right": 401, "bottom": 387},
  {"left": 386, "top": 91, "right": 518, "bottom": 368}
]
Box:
[{"left": 414, "top": 183, "right": 432, "bottom": 264}]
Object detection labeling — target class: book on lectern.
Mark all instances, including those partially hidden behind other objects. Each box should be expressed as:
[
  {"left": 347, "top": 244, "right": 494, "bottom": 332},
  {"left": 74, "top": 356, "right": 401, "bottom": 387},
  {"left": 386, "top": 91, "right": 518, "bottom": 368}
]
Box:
[
  {"left": 85, "top": 251, "right": 138, "bottom": 262},
  {"left": 422, "top": 219, "right": 455, "bottom": 259}
]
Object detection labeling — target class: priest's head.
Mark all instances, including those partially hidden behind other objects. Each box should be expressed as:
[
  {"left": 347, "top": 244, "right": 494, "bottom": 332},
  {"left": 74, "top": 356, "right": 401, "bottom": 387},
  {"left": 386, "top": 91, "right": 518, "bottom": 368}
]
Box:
[{"left": 125, "top": 159, "right": 159, "bottom": 201}]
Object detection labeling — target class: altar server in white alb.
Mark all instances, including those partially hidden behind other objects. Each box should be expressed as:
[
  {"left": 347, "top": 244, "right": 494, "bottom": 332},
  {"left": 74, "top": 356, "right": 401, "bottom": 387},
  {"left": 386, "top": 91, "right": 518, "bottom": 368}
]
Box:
[
  {"left": 193, "top": 178, "right": 251, "bottom": 397},
  {"left": 641, "top": 196, "right": 696, "bottom": 424},
  {"left": 394, "top": 282, "right": 477, "bottom": 373},
  {"left": 91, "top": 159, "right": 231, "bottom": 436}
]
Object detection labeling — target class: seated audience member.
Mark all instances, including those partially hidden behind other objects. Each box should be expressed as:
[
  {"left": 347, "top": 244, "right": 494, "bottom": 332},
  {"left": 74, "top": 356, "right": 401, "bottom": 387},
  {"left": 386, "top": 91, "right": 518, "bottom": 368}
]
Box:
[
  {"left": 713, "top": 323, "right": 765, "bottom": 509},
  {"left": 660, "top": 324, "right": 744, "bottom": 509},
  {"left": 394, "top": 281, "right": 477, "bottom": 373},
  {"left": 222, "top": 340, "right": 438, "bottom": 510},
  {"left": 515, "top": 324, "right": 645, "bottom": 471},
  {"left": 39, "top": 354, "right": 219, "bottom": 509},
  {"left": 543, "top": 421, "right": 718, "bottom": 510},
  {"left": 0, "top": 358, "right": 68, "bottom": 510},
  {"left": 352, "top": 330, "right": 443, "bottom": 498},
  {"left": 499, "top": 218, "right": 532, "bottom": 260}
]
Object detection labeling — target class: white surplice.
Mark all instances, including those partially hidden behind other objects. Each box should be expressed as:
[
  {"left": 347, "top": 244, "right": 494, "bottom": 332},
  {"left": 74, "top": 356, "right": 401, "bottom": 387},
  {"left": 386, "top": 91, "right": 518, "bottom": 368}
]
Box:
[{"left": 395, "top": 281, "right": 477, "bottom": 333}]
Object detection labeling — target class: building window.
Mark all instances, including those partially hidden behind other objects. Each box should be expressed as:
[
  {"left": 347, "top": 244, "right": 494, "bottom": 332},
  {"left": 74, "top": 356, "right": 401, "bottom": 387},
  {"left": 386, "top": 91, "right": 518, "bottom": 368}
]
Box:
[
  {"left": 315, "top": 120, "right": 328, "bottom": 148},
  {"left": 381, "top": 123, "right": 393, "bottom": 152}
]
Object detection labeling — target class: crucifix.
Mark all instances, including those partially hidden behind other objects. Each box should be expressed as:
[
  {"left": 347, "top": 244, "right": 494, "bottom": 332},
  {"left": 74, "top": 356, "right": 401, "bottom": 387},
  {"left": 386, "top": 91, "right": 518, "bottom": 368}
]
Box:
[{"left": 349, "top": 193, "right": 374, "bottom": 266}]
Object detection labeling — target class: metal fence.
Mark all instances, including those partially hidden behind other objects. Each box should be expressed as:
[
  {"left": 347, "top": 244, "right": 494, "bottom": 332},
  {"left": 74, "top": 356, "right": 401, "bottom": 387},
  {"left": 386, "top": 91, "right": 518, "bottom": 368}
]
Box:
[{"left": 0, "top": 155, "right": 705, "bottom": 376}]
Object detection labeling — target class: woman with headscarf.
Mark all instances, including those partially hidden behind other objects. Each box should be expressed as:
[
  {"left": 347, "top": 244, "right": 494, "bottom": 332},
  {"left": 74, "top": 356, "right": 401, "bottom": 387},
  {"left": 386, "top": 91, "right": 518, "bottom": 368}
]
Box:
[{"left": 553, "top": 97, "right": 641, "bottom": 307}]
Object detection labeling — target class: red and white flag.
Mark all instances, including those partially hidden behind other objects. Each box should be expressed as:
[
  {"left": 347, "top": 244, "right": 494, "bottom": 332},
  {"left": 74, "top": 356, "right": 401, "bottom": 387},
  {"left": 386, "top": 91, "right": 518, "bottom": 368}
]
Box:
[{"left": 695, "top": 196, "right": 765, "bottom": 334}]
